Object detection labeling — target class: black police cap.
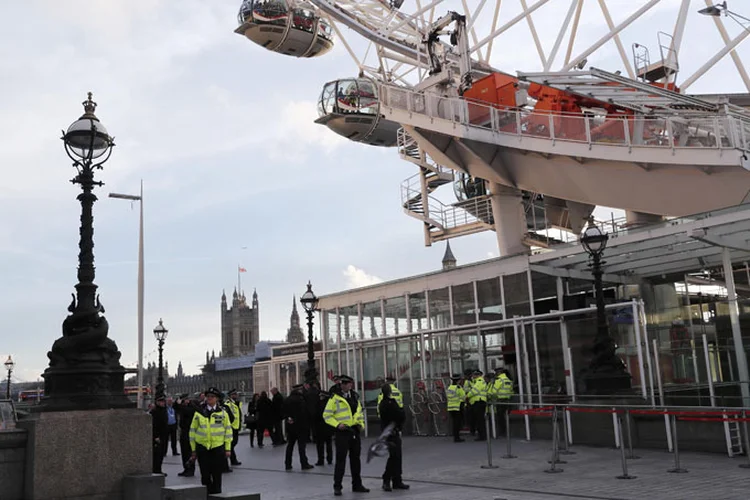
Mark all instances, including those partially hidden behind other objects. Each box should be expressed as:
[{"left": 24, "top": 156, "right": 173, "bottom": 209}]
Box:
[
  {"left": 205, "top": 387, "right": 222, "bottom": 397},
  {"left": 339, "top": 375, "right": 354, "bottom": 384}
]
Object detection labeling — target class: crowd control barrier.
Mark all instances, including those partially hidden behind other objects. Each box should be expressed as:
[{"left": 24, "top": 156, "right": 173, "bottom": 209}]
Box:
[{"left": 475, "top": 401, "right": 750, "bottom": 479}]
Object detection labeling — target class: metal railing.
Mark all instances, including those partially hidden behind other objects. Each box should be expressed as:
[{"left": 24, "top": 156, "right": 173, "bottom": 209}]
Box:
[{"left": 380, "top": 84, "right": 750, "bottom": 155}]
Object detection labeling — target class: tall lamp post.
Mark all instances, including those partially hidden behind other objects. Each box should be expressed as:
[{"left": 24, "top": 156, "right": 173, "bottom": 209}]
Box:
[
  {"left": 153, "top": 319, "right": 168, "bottom": 396},
  {"left": 109, "top": 183, "right": 144, "bottom": 409},
  {"left": 42, "top": 93, "right": 131, "bottom": 411},
  {"left": 4, "top": 356, "right": 14, "bottom": 400},
  {"left": 580, "top": 223, "right": 631, "bottom": 394},
  {"left": 699, "top": 2, "right": 750, "bottom": 25},
  {"left": 300, "top": 281, "right": 319, "bottom": 384}
]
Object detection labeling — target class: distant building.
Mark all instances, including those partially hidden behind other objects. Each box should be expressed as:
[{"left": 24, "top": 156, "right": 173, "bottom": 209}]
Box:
[
  {"left": 221, "top": 288, "right": 260, "bottom": 357},
  {"left": 286, "top": 296, "right": 305, "bottom": 344}
]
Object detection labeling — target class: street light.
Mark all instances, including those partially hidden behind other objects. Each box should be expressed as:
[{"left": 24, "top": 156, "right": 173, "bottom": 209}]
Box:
[
  {"left": 42, "top": 93, "right": 131, "bottom": 411},
  {"left": 300, "top": 281, "right": 319, "bottom": 384},
  {"left": 580, "top": 222, "right": 631, "bottom": 394},
  {"left": 109, "top": 183, "right": 145, "bottom": 409},
  {"left": 4, "top": 356, "right": 14, "bottom": 400},
  {"left": 153, "top": 319, "right": 168, "bottom": 395},
  {"left": 699, "top": 2, "right": 750, "bottom": 27}
]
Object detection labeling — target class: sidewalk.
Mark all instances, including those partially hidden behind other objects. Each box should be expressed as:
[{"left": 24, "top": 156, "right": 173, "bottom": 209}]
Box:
[{"left": 164, "top": 434, "right": 750, "bottom": 500}]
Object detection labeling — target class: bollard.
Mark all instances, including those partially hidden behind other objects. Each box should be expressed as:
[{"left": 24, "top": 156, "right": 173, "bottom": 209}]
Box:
[
  {"left": 667, "top": 414, "right": 688, "bottom": 473},
  {"left": 548, "top": 407, "right": 567, "bottom": 465},
  {"left": 624, "top": 410, "right": 640, "bottom": 460},
  {"left": 544, "top": 408, "right": 563, "bottom": 473},
  {"left": 558, "top": 409, "right": 575, "bottom": 456},
  {"left": 502, "top": 407, "right": 516, "bottom": 459},
  {"left": 740, "top": 411, "right": 750, "bottom": 470},
  {"left": 616, "top": 413, "right": 636, "bottom": 479},
  {"left": 481, "top": 413, "right": 499, "bottom": 469}
]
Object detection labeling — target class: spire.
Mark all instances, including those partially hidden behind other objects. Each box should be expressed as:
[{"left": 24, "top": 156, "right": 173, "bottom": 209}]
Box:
[
  {"left": 221, "top": 289, "right": 226, "bottom": 301},
  {"left": 442, "top": 241, "right": 457, "bottom": 270},
  {"left": 233, "top": 287, "right": 238, "bottom": 299},
  {"left": 290, "top": 295, "right": 300, "bottom": 327}
]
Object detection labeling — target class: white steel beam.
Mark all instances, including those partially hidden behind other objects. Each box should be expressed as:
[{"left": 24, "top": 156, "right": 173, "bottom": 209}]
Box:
[
  {"left": 473, "top": 0, "right": 552, "bottom": 55},
  {"left": 681, "top": 28, "right": 750, "bottom": 91},
  {"left": 667, "top": 0, "right": 690, "bottom": 71},
  {"left": 520, "top": 0, "right": 547, "bottom": 68},
  {"left": 723, "top": 247, "right": 750, "bottom": 407},
  {"left": 563, "top": 0, "right": 662, "bottom": 73},
  {"left": 564, "top": 0, "right": 585, "bottom": 66},
  {"left": 702, "top": 0, "right": 750, "bottom": 92},
  {"left": 545, "top": 0, "right": 579, "bottom": 71},
  {"left": 485, "top": 0, "right": 503, "bottom": 63},
  {"left": 596, "top": 0, "right": 635, "bottom": 79}
]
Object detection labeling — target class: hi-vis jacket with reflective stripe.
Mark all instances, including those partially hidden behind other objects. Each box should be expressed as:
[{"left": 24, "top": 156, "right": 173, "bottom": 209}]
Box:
[
  {"left": 376, "top": 384, "right": 404, "bottom": 415},
  {"left": 189, "top": 406, "right": 232, "bottom": 452},
  {"left": 225, "top": 400, "right": 243, "bottom": 431},
  {"left": 323, "top": 393, "right": 364, "bottom": 429},
  {"left": 467, "top": 378, "right": 488, "bottom": 404},
  {"left": 446, "top": 384, "right": 466, "bottom": 411},
  {"left": 488, "top": 374, "right": 514, "bottom": 400}
]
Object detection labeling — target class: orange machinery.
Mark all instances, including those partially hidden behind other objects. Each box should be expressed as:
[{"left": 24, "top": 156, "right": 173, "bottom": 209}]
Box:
[{"left": 463, "top": 72, "right": 670, "bottom": 143}]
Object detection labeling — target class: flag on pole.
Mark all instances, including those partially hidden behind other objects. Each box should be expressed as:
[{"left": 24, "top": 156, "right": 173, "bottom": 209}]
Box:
[{"left": 239, "top": 267, "right": 247, "bottom": 273}]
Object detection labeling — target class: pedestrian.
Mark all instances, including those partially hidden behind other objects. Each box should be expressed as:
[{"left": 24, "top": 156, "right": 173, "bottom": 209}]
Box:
[
  {"left": 256, "top": 391, "right": 274, "bottom": 448},
  {"left": 271, "top": 387, "right": 286, "bottom": 445},
  {"left": 284, "top": 383, "right": 315, "bottom": 471},
  {"left": 189, "top": 387, "right": 232, "bottom": 495},
  {"left": 323, "top": 374, "right": 370, "bottom": 496},
  {"left": 245, "top": 393, "right": 260, "bottom": 448},
  {"left": 467, "top": 370, "right": 488, "bottom": 441},
  {"left": 446, "top": 374, "right": 466, "bottom": 442},
  {"left": 165, "top": 397, "right": 179, "bottom": 457},
  {"left": 150, "top": 393, "right": 169, "bottom": 476},
  {"left": 315, "top": 387, "right": 334, "bottom": 465},
  {"left": 376, "top": 376, "right": 404, "bottom": 416},
  {"left": 377, "top": 384, "right": 410, "bottom": 492},
  {"left": 226, "top": 388, "right": 243, "bottom": 467},
  {"left": 176, "top": 394, "right": 197, "bottom": 477}
]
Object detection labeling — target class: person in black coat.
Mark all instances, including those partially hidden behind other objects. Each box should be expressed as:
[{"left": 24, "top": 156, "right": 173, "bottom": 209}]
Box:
[
  {"left": 271, "top": 387, "right": 286, "bottom": 445},
  {"left": 256, "top": 391, "right": 274, "bottom": 448},
  {"left": 245, "top": 393, "right": 260, "bottom": 447},
  {"left": 313, "top": 385, "right": 333, "bottom": 465},
  {"left": 150, "top": 394, "right": 169, "bottom": 476},
  {"left": 176, "top": 394, "right": 198, "bottom": 477},
  {"left": 378, "top": 384, "right": 410, "bottom": 491},
  {"left": 283, "top": 384, "right": 315, "bottom": 470}
]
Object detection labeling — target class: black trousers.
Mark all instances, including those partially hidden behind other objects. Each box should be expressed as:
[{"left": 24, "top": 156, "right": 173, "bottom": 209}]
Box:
[
  {"left": 197, "top": 444, "right": 225, "bottom": 494},
  {"left": 285, "top": 427, "right": 310, "bottom": 468},
  {"left": 496, "top": 401, "right": 510, "bottom": 434},
  {"left": 248, "top": 424, "right": 259, "bottom": 447},
  {"left": 333, "top": 430, "right": 363, "bottom": 489},
  {"left": 273, "top": 419, "right": 285, "bottom": 444},
  {"left": 179, "top": 429, "right": 194, "bottom": 473},
  {"left": 152, "top": 439, "right": 164, "bottom": 474},
  {"left": 230, "top": 429, "right": 240, "bottom": 464},
  {"left": 166, "top": 424, "right": 178, "bottom": 455},
  {"left": 468, "top": 404, "right": 476, "bottom": 434},
  {"left": 316, "top": 421, "right": 333, "bottom": 463},
  {"left": 449, "top": 410, "right": 462, "bottom": 440},
  {"left": 382, "top": 431, "right": 403, "bottom": 484},
  {"left": 472, "top": 401, "right": 487, "bottom": 440}
]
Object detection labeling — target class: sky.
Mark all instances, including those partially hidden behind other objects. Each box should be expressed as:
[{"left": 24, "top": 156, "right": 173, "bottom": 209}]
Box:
[{"left": 1, "top": 0, "right": 749, "bottom": 383}]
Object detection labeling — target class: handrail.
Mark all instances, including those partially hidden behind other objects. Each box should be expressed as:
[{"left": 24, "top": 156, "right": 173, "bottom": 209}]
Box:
[{"left": 380, "top": 83, "right": 750, "bottom": 155}]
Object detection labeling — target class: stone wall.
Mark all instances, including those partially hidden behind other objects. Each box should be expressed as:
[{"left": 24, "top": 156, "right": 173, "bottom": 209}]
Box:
[{"left": 0, "top": 429, "right": 27, "bottom": 500}]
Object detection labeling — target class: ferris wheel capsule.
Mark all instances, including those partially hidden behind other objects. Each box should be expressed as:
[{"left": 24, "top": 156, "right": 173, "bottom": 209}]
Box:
[
  {"left": 234, "top": 0, "right": 334, "bottom": 58},
  {"left": 315, "top": 77, "right": 401, "bottom": 147}
]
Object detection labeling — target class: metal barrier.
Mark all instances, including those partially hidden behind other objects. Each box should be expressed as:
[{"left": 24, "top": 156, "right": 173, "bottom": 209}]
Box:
[{"left": 480, "top": 414, "right": 498, "bottom": 470}]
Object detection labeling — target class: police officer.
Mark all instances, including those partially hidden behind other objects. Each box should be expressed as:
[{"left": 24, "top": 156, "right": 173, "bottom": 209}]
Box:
[
  {"left": 190, "top": 387, "right": 233, "bottom": 495},
  {"left": 176, "top": 394, "right": 197, "bottom": 477},
  {"left": 462, "top": 369, "right": 475, "bottom": 435},
  {"left": 149, "top": 393, "right": 169, "bottom": 475},
  {"left": 323, "top": 375, "right": 370, "bottom": 496},
  {"left": 226, "top": 388, "right": 243, "bottom": 467},
  {"left": 446, "top": 374, "right": 466, "bottom": 442},
  {"left": 378, "top": 384, "right": 410, "bottom": 492},
  {"left": 315, "top": 386, "right": 334, "bottom": 465},
  {"left": 376, "top": 375, "right": 403, "bottom": 415},
  {"left": 467, "top": 370, "right": 488, "bottom": 441},
  {"left": 490, "top": 369, "right": 514, "bottom": 434}
]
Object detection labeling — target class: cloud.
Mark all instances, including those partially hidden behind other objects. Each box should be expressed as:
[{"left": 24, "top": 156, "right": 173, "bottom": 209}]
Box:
[{"left": 342, "top": 265, "right": 383, "bottom": 289}]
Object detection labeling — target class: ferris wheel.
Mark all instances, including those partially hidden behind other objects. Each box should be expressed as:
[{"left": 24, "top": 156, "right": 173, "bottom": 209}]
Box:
[{"left": 235, "top": 1, "right": 750, "bottom": 253}]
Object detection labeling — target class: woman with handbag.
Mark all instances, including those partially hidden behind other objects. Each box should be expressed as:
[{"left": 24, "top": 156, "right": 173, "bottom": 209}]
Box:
[{"left": 245, "top": 393, "right": 260, "bottom": 447}]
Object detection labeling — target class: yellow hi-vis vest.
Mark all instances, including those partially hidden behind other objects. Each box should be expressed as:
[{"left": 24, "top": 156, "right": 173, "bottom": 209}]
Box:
[
  {"left": 323, "top": 393, "right": 364, "bottom": 429},
  {"left": 189, "top": 407, "right": 232, "bottom": 452},
  {"left": 226, "top": 400, "right": 242, "bottom": 430},
  {"left": 467, "top": 378, "right": 488, "bottom": 404},
  {"left": 446, "top": 384, "right": 466, "bottom": 411},
  {"left": 493, "top": 374, "right": 513, "bottom": 400},
  {"left": 376, "top": 384, "right": 404, "bottom": 415}
]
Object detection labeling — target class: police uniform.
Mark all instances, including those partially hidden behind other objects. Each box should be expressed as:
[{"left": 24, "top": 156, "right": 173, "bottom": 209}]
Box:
[
  {"left": 467, "top": 370, "right": 488, "bottom": 441},
  {"left": 375, "top": 376, "right": 403, "bottom": 416},
  {"left": 190, "top": 387, "right": 233, "bottom": 494},
  {"left": 489, "top": 370, "right": 514, "bottom": 433},
  {"left": 226, "top": 388, "right": 243, "bottom": 466},
  {"left": 323, "top": 375, "right": 370, "bottom": 496},
  {"left": 446, "top": 375, "right": 466, "bottom": 442}
]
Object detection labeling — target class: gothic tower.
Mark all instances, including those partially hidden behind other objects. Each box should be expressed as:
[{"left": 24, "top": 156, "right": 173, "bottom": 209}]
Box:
[
  {"left": 220, "top": 285, "right": 260, "bottom": 357},
  {"left": 286, "top": 295, "right": 305, "bottom": 344}
]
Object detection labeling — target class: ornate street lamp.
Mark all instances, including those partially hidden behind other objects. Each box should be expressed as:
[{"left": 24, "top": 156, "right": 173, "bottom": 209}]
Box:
[
  {"left": 4, "top": 356, "right": 14, "bottom": 400},
  {"left": 580, "top": 222, "right": 631, "bottom": 394},
  {"left": 300, "top": 281, "right": 319, "bottom": 384},
  {"left": 153, "top": 319, "right": 169, "bottom": 396},
  {"left": 42, "top": 93, "right": 131, "bottom": 411}
]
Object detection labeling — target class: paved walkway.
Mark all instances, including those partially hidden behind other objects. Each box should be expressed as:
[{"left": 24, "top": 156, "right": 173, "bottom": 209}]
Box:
[{"left": 163, "top": 434, "right": 750, "bottom": 500}]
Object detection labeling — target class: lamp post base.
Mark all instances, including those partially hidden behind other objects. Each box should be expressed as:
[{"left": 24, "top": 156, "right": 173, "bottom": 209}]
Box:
[{"left": 41, "top": 365, "right": 133, "bottom": 412}]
